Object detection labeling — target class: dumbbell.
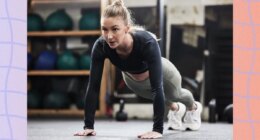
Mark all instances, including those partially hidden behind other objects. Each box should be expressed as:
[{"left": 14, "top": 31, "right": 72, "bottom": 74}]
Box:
[
  {"left": 223, "top": 104, "right": 233, "bottom": 123},
  {"left": 115, "top": 99, "right": 128, "bottom": 121}
]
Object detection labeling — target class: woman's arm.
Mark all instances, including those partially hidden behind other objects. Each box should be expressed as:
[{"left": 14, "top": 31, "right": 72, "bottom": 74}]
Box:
[
  {"left": 142, "top": 38, "right": 165, "bottom": 134},
  {"left": 84, "top": 40, "right": 106, "bottom": 130}
]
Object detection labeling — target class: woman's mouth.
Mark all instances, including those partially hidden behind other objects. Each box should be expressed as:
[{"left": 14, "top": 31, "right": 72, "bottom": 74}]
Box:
[{"left": 109, "top": 41, "right": 116, "bottom": 46}]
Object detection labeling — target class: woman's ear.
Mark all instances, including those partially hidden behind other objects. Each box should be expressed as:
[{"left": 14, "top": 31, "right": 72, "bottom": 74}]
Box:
[{"left": 125, "top": 25, "right": 130, "bottom": 33}]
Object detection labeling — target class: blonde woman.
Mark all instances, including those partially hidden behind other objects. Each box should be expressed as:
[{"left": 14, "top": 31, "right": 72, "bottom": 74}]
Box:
[{"left": 74, "top": 0, "right": 202, "bottom": 139}]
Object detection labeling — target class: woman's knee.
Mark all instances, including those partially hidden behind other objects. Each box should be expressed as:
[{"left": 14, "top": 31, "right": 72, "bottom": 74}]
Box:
[{"left": 179, "top": 89, "right": 195, "bottom": 107}]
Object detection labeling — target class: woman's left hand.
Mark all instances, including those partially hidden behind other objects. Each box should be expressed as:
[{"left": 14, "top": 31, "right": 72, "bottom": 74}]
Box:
[
  {"left": 74, "top": 129, "right": 96, "bottom": 136},
  {"left": 137, "top": 131, "right": 162, "bottom": 139}
]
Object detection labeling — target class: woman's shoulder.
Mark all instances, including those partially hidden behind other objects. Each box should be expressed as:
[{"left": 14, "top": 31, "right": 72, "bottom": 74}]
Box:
[
  {"left": 133, "top": 30, "right": 157, "bottom": 42},
  {"left": 92, "top": 36, "right": 108, "bottom": 54},
  {"left": 93, "top": 36, "right": 109, "bottom": 49},
  {"left": 133, "top": 30, "right": 152, "bottom": 38},
  {"left": 94, "top": 36, "right": 106, "bottom": 45}
]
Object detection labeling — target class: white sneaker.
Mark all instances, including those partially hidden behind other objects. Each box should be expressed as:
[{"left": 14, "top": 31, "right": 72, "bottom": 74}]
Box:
[
  {"left": 167, "top": 102, "right": 186, "bottom": 130},
  {"left": 183, "top": 101, "right": 202, "bottom": 130}
]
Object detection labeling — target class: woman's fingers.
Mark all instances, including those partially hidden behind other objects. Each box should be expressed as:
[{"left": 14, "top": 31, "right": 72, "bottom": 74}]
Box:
[
  {"left": 89, "top": 131, "right": 96, "bottom": 136},
  {"left": 74, "top": 129, "right": 96, "bottom": 136},
  {"left": 137, "top": 131, "right": 162, "bottom": 139},
  {"left": 73, "top": 131, "right": 84, "bottom": 136}
]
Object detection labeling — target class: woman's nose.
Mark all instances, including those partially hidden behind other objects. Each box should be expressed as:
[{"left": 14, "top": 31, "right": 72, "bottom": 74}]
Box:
[{"left": 108, "top": 32, "right": 113, "bottom": 39}]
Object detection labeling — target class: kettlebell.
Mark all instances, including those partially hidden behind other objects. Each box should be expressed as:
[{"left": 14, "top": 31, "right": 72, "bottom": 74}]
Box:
[
  {"left": 223, "top": 104, "right": 233, "bottom": 123},
  {"left": 115, "top": 99, "right": 128, "bottom": 121}
]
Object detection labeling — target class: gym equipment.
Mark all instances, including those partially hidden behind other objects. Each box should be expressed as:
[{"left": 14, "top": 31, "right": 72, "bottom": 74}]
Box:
[
  {"left": 34, "top": 51, "right": 57, "bottom": 70},
  {"left": 209, "top": 98, "right": 217, "bottom": 123},
  {"left": 28, "top": 91, "right": 42, "bottom": 109},
  {"left": 57, "top": 51, "right": 79, "bottom": 70},
  {"left": 28, "top": 13, "right": 44, "bottom": 31},
  {"left": 43, "top": 91, "right": 70, "bottom": 109},
  {"left": 45, "top": 9, "right": 73, "bottom": 31},
  {"left": 115, "top": 99, "right": 128, "bottom": 121},
  {"left": 223, "top": 104, "right": 233, "bottom": 123},
  {"left": 79, "top": 13, "right": 100, "bottom": 30},
  {"left": 79, "top": 55, "right": 91, "bottom": 70}
]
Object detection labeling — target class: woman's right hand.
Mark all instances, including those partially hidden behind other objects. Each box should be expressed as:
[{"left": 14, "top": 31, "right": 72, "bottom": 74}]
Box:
[{"left": 74, "top": 129, "right": 96, "bottom": 136}]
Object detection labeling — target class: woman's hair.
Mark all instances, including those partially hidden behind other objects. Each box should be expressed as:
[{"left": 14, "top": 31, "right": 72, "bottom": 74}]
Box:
[
  {"left": 102, "top": 0, "right": 159, "bottom": 40},
  {"left": 102, "top": 0, "right": 133, "bottom": 26}
]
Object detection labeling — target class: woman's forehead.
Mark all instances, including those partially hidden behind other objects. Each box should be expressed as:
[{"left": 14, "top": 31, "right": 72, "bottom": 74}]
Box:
[{"left": 101, "top": 17, "right": 125, "bottom": 27}]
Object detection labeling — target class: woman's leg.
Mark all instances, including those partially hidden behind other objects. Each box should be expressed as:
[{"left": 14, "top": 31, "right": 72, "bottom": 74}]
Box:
[
  {"left": 122, "top": 58, "right": 195, "bottom": 109},
  {"left": 122, "top": 58, "right": 201, "bottom": 131},
  {"left": 161, "top": 57, "right": 195, "bottom": 109},
  {"left": 161, "top": 58, "right": 202, "bottom": 131}
]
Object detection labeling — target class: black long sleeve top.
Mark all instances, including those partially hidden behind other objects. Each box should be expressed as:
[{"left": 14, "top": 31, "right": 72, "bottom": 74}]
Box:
[{"left": 84, "top": 30, "right": 165, "bottom": 134}]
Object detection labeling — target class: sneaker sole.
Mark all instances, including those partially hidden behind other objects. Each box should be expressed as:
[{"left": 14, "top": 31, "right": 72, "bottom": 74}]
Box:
[
  {"left": 183, "top": 123, "right": 201, "bottom": 131},
  {"left": 168, "top": 126, "right": 183, "bottom": 131}
]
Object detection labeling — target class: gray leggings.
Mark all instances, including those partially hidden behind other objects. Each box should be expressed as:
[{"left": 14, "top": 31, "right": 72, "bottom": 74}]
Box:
[{"left": 122, "top": 57, "right": 195, "bottom": 108}]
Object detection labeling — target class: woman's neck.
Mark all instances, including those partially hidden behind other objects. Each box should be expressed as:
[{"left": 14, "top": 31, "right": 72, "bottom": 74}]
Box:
[{"left": 116, "top": 33, "right": 133, "bottom": 57}]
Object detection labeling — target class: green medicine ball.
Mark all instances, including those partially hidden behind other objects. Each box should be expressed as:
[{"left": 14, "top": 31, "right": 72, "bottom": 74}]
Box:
[
  {"left": 28, "top": 90, "right": 42, "bottom": 109},
  {"left": 79, "top": 55, "right": 91, "bottom": 70},
  {"left": 28, "top": 13, "right": 44, "bottom": 31},
  {"left": 57, "top": 51, "right": 79, "bottom": 70},
  {"left": 45, "top": 9, "right": 73, "bottom": 31},
  {"left": 79, "top": 13, "right": 100, "bottom": 30}
]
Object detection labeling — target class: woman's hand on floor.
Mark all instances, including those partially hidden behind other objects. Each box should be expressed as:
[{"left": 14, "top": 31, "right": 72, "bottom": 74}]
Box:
[
  {"left": 74, "top": 129, "right": 96, "bottom": 136},
  {"left": 137, "top": 131, "right": 162, "bottom": 139}
]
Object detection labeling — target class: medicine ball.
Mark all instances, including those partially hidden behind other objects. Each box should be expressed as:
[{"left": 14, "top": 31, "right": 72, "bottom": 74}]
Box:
[
  {"left": 45, "top": 9, "right": 73, "bottom": 31},
  {"left": 28, "top": 13, "right": 44, "bottom": 31},
  {"left": 28, "top": 90, "right": 42, "bottom": 109},
  {"left": 79, "top": 55, "right": 91, "bottom": 70},
  {"left": 57, "top": 51, "right": 79, "bottom": 70},
  {"left": 79, "top": 13, "right": 100, "bottom": 30},
  {"left": 34, "top": 51, "right": 57, "bottom": 70}
]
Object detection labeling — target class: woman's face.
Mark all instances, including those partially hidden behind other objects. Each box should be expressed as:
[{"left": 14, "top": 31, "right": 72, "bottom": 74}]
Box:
[{"left": 101, "top": 16, "right": 129, "bottom": 49}]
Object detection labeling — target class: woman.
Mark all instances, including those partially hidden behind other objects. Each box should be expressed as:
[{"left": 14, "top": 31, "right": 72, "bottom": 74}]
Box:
[{"left": 74, "top": 0, "right": 202, "bottom": 139}]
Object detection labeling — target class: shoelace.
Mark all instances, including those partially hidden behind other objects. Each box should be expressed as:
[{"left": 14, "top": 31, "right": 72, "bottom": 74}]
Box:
[
  {"left": 184, "top": 111, "right": 199, "bottom": 123},
  {"left": 169, "top": 112, "right": 181, "bottom": 124},
  {"left": 185, "top": 111, "right": 194, "bottom": 122}
]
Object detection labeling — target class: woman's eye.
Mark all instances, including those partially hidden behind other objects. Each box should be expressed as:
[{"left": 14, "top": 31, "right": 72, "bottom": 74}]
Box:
[
  {"left": 113, "top": 28, "right": 119, "bottom": 31},
  {"left": 102, "top": 28, "right": 107, "bottom": 31}
]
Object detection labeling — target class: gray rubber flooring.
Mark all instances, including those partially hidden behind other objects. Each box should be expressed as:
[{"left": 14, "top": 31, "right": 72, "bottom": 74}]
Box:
[{"left": 28, "top": 119, "right": 233, "bottom": 140}]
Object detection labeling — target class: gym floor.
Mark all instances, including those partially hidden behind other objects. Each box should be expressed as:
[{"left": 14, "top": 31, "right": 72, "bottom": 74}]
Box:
[{"left": 28, "top": 119, "right": 233, "bottom": 140}]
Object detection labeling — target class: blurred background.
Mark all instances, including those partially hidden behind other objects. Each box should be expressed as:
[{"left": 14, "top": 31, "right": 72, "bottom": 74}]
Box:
[{"left": 27, "top": 0, "right": 233, "bottom": 138}]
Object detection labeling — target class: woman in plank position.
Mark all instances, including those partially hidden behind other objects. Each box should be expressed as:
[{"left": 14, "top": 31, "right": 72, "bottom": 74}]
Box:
[{"left": 74, "top": 0, "right": 202, "bottom": 139}]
